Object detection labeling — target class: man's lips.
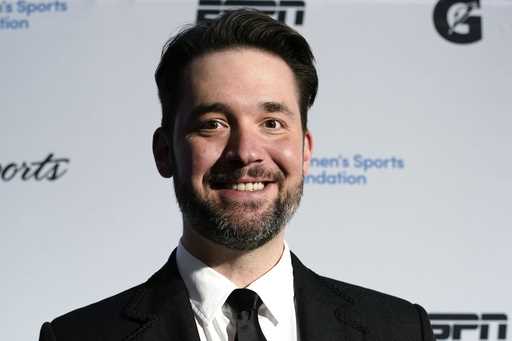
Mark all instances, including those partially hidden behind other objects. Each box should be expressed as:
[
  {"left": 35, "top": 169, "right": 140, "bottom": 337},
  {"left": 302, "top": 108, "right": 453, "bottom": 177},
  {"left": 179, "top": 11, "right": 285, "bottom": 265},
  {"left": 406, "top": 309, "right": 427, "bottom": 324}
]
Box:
[{"left": 205, "top": 165, "right": 283, "bottom": 192}]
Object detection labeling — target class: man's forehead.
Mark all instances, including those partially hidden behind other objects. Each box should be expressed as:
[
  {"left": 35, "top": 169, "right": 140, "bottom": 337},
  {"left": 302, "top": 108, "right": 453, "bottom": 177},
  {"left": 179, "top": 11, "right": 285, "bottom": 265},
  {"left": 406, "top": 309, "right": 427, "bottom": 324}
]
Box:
[
  {"left": 184, "top": 47, "right": 293, "bottom": 79},
  {"left": 179, "top": 48, "right": 300, "bottom": 103}
]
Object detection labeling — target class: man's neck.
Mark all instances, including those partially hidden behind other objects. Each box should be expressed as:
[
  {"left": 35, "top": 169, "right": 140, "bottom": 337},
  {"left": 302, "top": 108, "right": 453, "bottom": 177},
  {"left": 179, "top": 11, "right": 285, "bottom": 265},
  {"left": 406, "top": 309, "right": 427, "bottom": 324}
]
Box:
[{"left": 181, "top": 227, "right": 286, "bottom": 288}]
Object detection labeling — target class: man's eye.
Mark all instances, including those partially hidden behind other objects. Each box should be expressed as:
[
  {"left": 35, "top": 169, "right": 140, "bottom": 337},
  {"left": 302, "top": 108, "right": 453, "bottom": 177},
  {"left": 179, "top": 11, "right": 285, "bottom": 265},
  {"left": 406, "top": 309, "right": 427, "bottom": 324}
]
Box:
[
  {"left": 200, "top": 120, "right": 225, "bottom": 130},
  {"left": 263, "top": 119, "right": 283, "bottom": 129}
]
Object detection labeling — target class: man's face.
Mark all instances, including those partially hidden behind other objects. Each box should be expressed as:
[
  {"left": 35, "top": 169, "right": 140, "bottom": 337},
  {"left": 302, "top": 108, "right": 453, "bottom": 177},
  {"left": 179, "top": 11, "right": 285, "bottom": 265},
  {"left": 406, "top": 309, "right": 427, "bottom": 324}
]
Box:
[{"left": 161, "top": 48, "right": 312, "bottom": 250}]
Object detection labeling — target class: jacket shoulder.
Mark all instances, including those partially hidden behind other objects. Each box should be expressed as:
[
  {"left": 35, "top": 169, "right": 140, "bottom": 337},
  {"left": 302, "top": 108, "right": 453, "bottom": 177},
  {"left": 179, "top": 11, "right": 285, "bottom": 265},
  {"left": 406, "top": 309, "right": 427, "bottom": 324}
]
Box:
[
  {"left": 318, "top": 275, "right": 433, "bottom": 340},
  {"left": 320, "top": 275, "right": 423, "bottom": 322},
  {"left": 292, "top": 251, "right": 427, "bottom": 323},
  {"left": 47, "top": 284, "right": 143, "bottom": 340},
  {"left": 292, "top": 253, "right": 434, "bottom": 341}
]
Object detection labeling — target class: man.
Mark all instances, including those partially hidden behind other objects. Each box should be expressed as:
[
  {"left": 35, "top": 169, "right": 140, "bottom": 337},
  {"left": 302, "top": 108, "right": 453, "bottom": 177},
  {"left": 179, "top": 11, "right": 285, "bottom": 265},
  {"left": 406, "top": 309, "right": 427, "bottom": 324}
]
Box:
[{"left": 39, "top": 9, "right": 434, "bottom": 341}]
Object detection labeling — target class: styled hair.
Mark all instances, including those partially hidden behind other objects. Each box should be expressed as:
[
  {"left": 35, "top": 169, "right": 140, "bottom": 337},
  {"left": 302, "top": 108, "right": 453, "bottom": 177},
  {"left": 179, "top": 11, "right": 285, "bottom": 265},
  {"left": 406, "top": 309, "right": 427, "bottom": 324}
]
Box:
[{"left": 155, "top": 9, "right": 318, "bottom": 133}]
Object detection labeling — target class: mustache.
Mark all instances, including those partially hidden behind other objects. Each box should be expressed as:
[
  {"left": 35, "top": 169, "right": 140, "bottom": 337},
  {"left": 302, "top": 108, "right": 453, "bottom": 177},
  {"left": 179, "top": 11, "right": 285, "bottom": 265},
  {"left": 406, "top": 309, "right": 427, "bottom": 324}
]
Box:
[{"left": 205, "top": 165, "right": 284, "bottom": 184}]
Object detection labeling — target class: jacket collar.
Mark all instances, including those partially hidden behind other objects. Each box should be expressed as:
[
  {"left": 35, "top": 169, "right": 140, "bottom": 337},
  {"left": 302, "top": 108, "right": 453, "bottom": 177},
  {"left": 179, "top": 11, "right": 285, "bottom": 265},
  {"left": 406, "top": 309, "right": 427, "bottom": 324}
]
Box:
[
  {"left": 291, "top": 252, "right": 367, "bottom": 341},
  {"left": 121, "top": 250, "right": 367, "bottom": 341},
  {"left": 122, "top": 250, "right": 201, "bottom": 341}
]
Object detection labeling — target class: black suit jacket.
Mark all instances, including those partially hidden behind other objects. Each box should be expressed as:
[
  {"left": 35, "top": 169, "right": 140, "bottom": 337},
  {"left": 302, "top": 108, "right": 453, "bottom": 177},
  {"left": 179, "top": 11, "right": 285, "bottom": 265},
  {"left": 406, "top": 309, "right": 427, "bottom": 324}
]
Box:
[{"left": 39, "top": 252, "right": 434, "bottom": 341}]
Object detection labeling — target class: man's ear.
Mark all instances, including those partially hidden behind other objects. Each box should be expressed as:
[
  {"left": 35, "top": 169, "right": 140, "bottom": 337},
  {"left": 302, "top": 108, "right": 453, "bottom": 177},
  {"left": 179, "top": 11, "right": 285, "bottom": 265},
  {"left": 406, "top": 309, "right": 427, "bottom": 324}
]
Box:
[
  {"left": 302, "top": 130, "right": 313, "bottom": 175},
  {"left": 152, "top": 127, "right": 174, "bottom": 178}
]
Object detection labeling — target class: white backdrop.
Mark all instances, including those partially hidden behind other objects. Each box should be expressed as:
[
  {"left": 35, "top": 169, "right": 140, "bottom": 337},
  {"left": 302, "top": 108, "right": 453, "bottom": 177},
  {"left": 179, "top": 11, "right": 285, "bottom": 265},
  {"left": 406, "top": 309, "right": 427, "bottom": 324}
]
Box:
[{"left": 1, "top": 1, "right": 511, "bottom": 340}]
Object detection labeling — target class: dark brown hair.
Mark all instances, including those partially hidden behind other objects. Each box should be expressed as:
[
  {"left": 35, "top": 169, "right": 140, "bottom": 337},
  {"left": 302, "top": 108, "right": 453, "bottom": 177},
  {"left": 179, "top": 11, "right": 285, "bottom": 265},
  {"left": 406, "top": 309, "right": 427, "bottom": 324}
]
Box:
[{"left": 155, "top": 9, "right": 318, "bottom": 133}]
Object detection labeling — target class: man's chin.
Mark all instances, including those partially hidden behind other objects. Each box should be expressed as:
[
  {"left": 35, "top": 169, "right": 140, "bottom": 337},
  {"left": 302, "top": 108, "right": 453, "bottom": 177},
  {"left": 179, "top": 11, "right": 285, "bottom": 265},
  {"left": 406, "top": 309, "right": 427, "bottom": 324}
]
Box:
[
  {"left": 193, "top": 221, "right": 280, "bottom": 251},
  {"left": 188, "top": 202, "right": 285, "bottom": 251},
  {"left": 216, "top": 198, "right": 268, "bottom": 212}
]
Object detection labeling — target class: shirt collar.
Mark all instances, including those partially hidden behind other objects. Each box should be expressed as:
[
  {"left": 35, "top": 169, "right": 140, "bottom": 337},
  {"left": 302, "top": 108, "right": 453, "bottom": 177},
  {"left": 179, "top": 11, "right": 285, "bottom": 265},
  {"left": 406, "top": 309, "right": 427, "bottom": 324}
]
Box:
[
  {"left": 247, "top": 242, "right": 294, "bottom": 326},
  {"left": 176, "top": 242, "right": 236, "bottom": 324},
  {"left": 176, "top": 241, "right": 294, "bottom": 327}
]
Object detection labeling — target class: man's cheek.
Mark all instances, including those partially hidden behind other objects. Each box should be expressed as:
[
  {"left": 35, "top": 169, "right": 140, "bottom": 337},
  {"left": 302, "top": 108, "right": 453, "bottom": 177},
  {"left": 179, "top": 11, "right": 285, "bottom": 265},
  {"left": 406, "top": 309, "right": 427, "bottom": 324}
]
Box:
[
  {"left": 268, "top": 143, "right": 302, "bottom": 172},
  {"left": 186, "top": 145, "right": 225, "bottom": 196}
]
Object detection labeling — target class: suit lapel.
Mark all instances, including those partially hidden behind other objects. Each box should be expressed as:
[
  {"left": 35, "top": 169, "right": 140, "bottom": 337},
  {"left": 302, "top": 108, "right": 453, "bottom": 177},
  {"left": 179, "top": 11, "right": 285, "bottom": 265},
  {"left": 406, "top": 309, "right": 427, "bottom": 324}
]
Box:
[
  {"left": 120, "top": 250, "right": 368, "bottom": 341},
  {"left": 292, "top": 253, "right": 367, "bottom": 341},
  {"left": 122, "top": 250, "right": 201, "bottom": 341}
]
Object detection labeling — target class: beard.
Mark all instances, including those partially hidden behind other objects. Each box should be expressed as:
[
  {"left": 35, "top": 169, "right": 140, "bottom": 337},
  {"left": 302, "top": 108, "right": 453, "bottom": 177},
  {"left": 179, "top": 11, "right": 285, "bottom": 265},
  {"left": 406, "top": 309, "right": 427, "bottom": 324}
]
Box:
[{"left": 173, "top": 165, "right": 303, "bottom": 250}]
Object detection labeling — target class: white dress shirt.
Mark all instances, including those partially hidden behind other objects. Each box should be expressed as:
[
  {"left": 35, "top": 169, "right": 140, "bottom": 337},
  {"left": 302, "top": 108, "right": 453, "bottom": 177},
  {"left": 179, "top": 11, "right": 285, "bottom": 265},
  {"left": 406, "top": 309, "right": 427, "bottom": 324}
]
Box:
[{"left": 176, "top": 241, "right": 298, "bottom": 341}]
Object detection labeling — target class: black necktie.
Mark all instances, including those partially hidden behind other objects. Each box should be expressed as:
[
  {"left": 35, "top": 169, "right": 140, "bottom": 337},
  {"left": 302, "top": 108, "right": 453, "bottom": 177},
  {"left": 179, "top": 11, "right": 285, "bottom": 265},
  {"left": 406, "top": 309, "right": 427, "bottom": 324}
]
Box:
[{"left": 226, "top": 288, "right": 267, "bottom": 341}]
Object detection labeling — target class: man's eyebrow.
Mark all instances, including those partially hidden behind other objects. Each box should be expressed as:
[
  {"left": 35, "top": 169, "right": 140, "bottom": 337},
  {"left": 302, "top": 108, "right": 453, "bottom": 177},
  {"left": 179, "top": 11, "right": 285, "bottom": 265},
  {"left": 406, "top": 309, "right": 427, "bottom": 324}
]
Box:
[
  {"left": 261, "top": 101, "right": 295, "bottom": 117},
  {"left": 189, "top": 102, "right": 232, "bottom": 118},
  {"left": 188, "top": 101, "right": 295, "bottom": 118}
]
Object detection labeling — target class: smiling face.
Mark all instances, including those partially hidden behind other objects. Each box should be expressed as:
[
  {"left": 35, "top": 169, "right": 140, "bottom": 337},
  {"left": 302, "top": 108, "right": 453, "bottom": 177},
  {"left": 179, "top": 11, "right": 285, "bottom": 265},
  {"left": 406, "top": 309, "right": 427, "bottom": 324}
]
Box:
[{"left": 154, "top": 47, "right": 312, "bottom": 250}]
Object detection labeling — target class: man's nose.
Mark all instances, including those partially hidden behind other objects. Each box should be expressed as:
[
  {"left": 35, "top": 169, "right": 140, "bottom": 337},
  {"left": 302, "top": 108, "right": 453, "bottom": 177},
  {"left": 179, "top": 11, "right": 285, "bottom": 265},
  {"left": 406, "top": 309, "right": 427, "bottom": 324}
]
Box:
[{"left": 224, "top": 125, "right": 264, "bottom": 166}]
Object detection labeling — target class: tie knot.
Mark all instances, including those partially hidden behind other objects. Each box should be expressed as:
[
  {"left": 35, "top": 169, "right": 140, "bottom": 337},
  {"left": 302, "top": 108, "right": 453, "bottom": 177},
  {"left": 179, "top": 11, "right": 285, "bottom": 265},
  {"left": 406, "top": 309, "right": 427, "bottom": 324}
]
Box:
[{"left": 226, "top": 288, "right": 263, "bottom": 315}]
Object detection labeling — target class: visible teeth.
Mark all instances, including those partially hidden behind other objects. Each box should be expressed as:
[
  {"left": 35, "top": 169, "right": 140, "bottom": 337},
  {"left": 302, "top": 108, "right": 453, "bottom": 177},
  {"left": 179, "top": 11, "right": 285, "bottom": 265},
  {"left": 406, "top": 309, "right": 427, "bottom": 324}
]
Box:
[{"left": 230, "top": 182, "right": 265, "bottom": 191}]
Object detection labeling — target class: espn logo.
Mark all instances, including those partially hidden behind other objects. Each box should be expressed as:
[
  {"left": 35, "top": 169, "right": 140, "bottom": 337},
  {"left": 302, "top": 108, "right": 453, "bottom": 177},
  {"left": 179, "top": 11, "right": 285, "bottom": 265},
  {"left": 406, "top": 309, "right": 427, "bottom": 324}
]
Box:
[
  {"left": 197, "top": 0, "right": 305, "bottom": 26},
  {"left": 429, "top": 313, "right": 508, "bottom": 340}
]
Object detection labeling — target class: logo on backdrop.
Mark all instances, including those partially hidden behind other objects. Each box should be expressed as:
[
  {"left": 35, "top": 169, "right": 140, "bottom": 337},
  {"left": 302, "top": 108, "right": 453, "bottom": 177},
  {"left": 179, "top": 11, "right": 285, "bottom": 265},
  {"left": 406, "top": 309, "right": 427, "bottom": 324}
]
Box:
[
  {"left": 430, "top": 313, "right": 508, "bottom": 340},
  {"left": 433, "top": 0, "right": 482, "bottom": 44},
  {"left": 0, "top": 1, "right": 68, "bottom": 30},
  {"left": 304, "top": 154, "right": 405, "bottom": 186},
  {"left": 197, "top": 0, "right": 305, "bottom": 26},
  {"left": 0, "top": 153, "right": 69, "bottom": 182}
]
